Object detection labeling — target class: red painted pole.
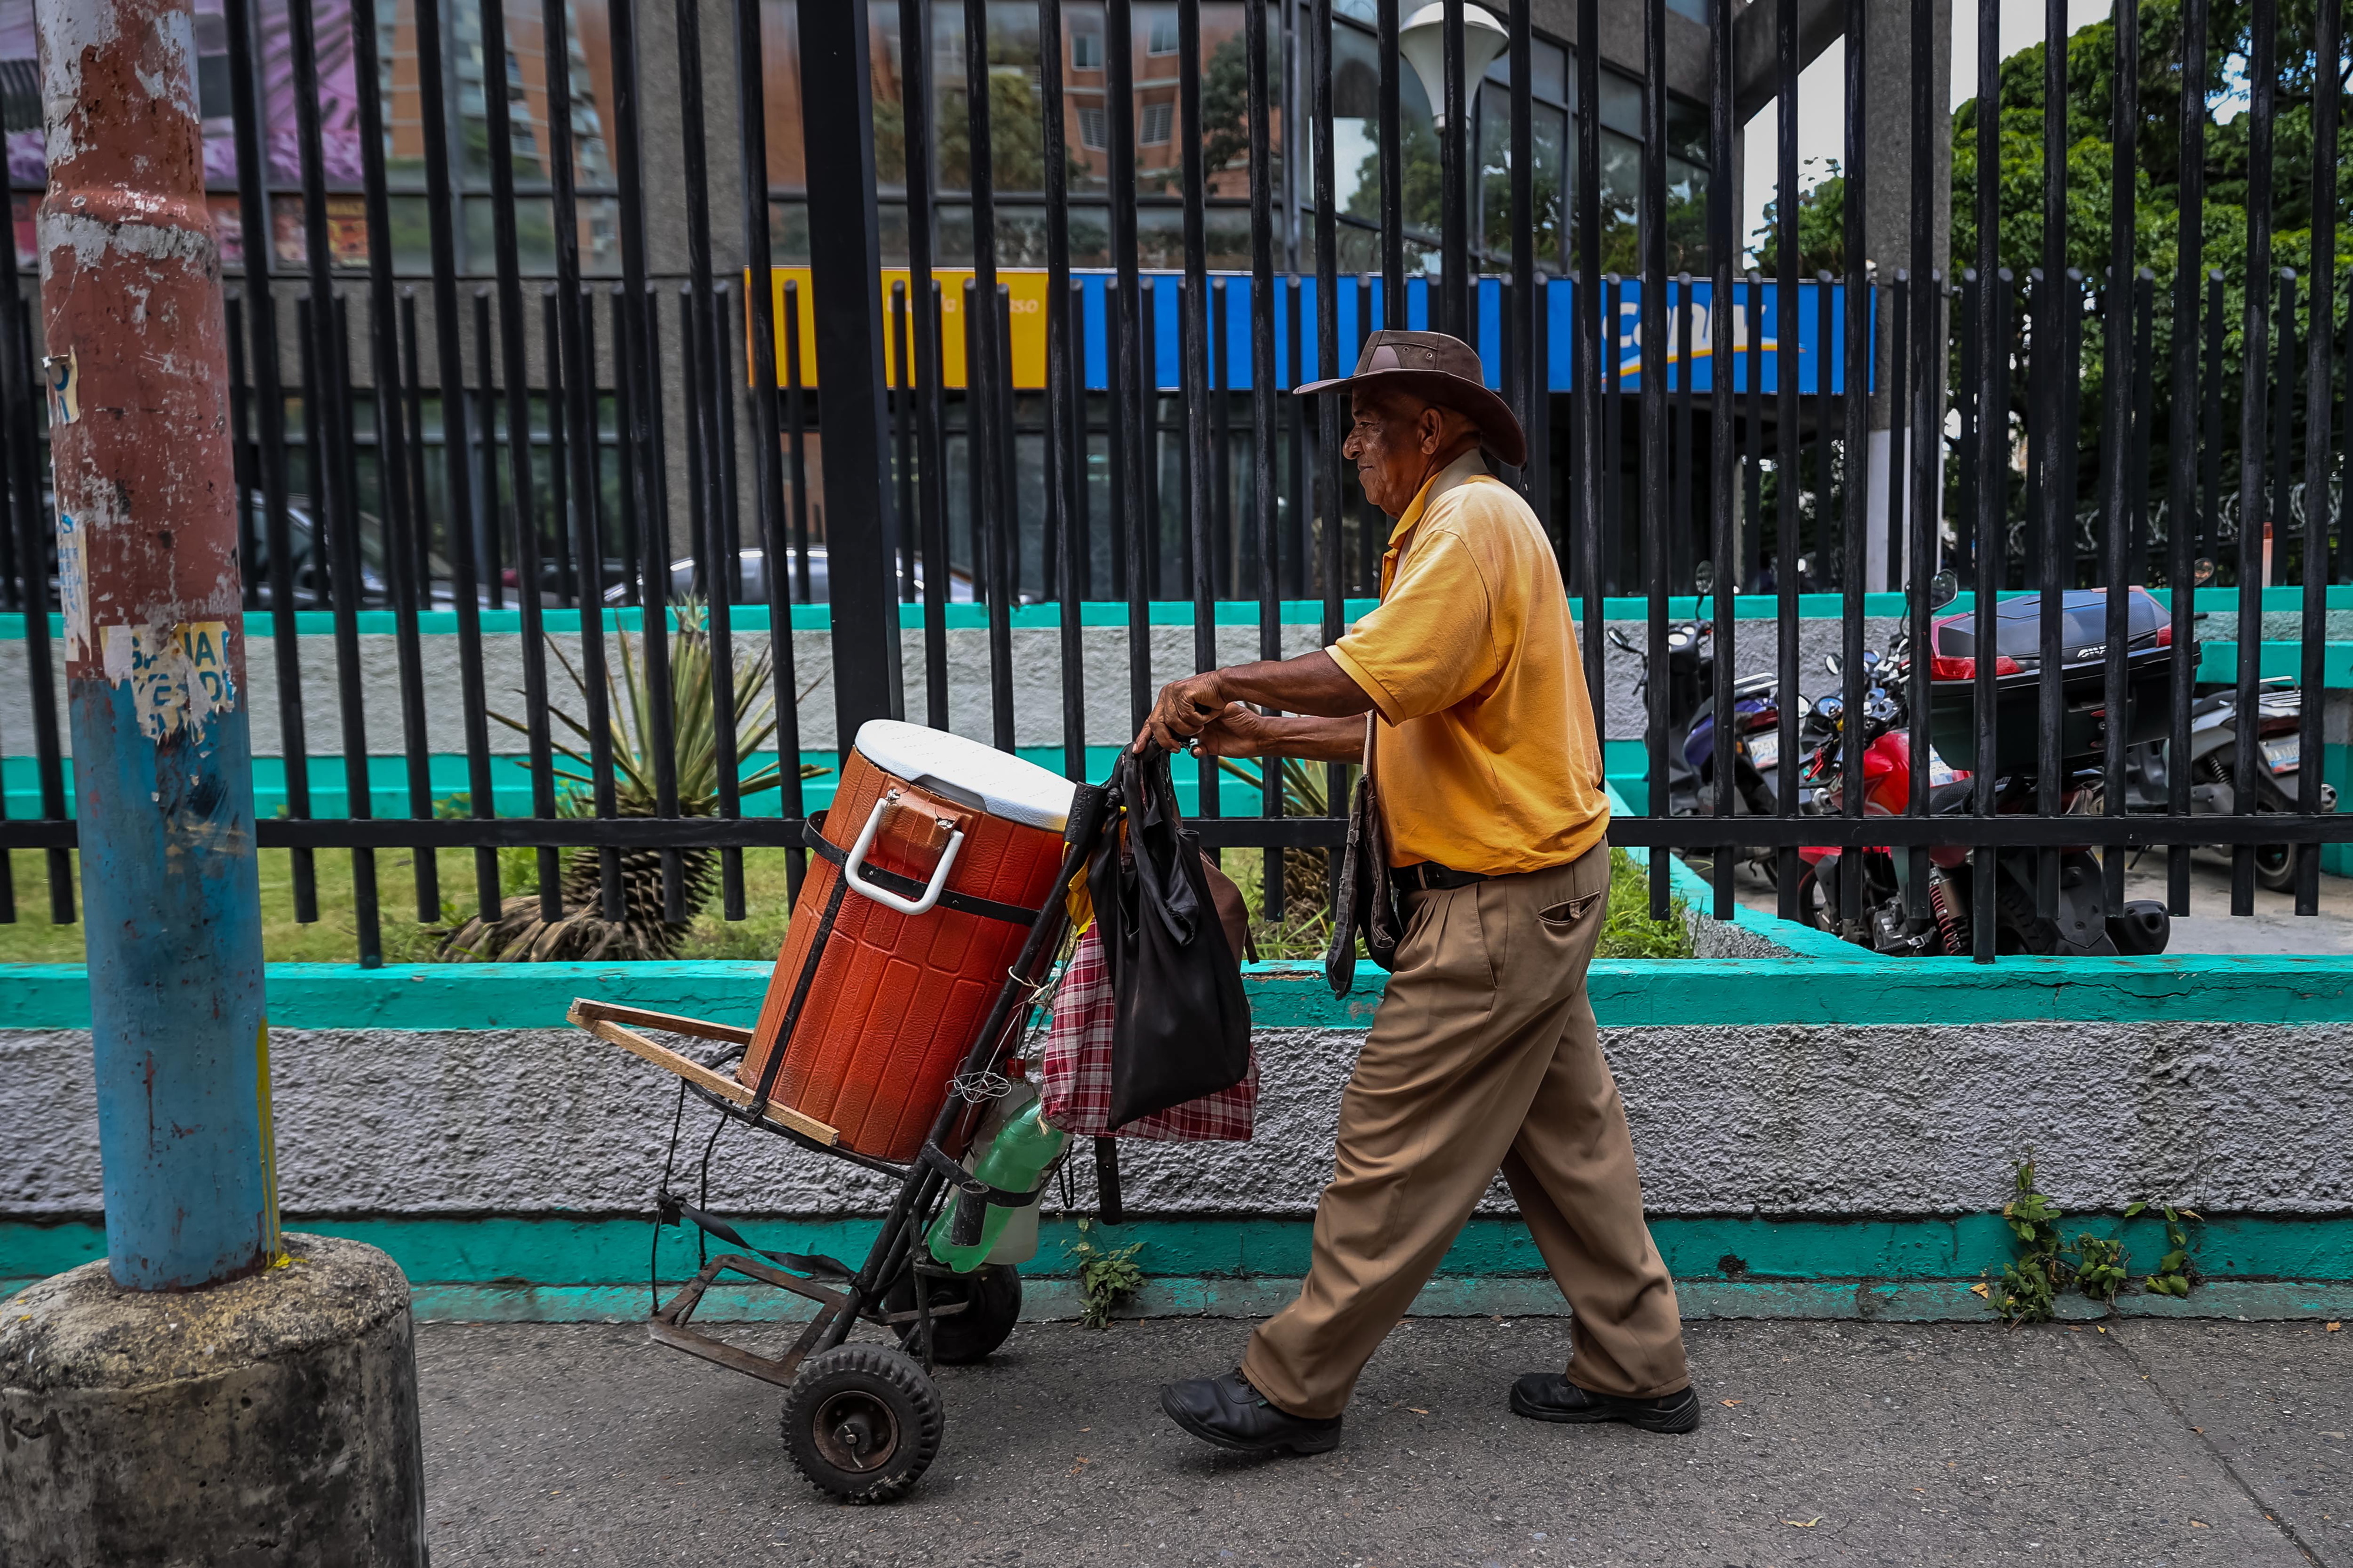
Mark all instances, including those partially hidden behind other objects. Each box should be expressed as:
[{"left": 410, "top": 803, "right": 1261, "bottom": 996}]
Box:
[{"left": 37, "top": 0, "right": 275, "bottom": 1288}]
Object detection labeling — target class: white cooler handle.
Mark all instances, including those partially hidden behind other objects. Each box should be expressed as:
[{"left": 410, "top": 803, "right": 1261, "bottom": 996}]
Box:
[{"left": 839, "top": 790, "right": 966, "bottom": 916}]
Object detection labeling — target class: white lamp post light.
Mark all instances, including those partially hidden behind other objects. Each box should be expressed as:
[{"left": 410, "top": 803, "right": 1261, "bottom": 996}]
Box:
[{"left": 1397, "top": 2, "right": 1510, "bottom": 130}]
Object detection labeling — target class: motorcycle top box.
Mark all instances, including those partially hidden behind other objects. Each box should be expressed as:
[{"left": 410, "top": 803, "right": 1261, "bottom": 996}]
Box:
[{"left": 1924, "top": 588, "right": 2185, "bottom": 773}]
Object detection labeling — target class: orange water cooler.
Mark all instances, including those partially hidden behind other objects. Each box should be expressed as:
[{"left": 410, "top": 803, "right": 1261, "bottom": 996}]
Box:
[{"left": 738, "top": 720, "right": 1077, "bottom": 1162}]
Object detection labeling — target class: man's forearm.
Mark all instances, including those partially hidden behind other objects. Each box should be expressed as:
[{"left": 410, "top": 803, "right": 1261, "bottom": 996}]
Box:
[
  {"left": 1249, "top": 713, "right": 1366, "bottom": 764},
  {"left": 1213, "top": 649, "right": 1376, "bottom": 718}
]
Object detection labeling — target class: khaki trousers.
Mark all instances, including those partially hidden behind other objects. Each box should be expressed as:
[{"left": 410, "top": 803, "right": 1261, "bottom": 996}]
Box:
[{"left": 1241, "top": 839, "right": 1689, "bottom": 1419}]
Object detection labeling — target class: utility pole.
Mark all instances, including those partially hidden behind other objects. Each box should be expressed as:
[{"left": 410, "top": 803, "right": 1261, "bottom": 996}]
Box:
[
  {"left": 42, "top": 0, "right": 273, "bottom": 1292},
  {"left": 0, "top": 0, "right": 424, "bottom": 1554}
]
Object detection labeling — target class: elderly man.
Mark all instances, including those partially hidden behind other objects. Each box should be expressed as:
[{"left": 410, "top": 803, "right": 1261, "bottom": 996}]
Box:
[{"left": 1141, "top": 330, "right": 1695, "bottom": 1454}]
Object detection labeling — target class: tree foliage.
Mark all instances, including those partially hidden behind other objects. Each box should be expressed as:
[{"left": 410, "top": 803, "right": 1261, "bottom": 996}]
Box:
[
  {"left": 1751, "top": 161, "right": 1848, "bottom": 278},
  {"left": 1755, "top": 0, "right": 2351, "bottom": 563}
]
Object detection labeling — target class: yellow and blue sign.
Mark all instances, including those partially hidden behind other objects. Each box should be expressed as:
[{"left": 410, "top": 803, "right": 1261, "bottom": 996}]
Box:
[{"left": 755, "top": 269, "right": 1861, "bottom": 395}]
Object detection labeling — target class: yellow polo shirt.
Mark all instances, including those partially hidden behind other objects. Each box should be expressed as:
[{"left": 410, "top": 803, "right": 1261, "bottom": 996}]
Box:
[{"left": 1327, "top": 452, "right": 1609, "bottom": 875}]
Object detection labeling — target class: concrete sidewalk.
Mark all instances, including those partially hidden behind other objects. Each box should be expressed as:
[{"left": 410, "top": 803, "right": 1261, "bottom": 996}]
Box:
[{"left": 416, "top": 1316, "right": 2348, "bottom": 1568}]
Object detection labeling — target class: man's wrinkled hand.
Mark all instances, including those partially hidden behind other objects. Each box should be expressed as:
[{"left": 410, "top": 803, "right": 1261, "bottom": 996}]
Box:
[
  {"left": 1135, "top": 670, "right": 1228, "bottom": 755},
  {"left": 1191, "top": 702, "right": 1278, "bottom": 759}
]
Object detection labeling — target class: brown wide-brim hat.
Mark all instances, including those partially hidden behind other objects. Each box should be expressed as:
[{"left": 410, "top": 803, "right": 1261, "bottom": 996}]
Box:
[{"left": 1294, "top": 328, "right": 1527, "bottom": 469}]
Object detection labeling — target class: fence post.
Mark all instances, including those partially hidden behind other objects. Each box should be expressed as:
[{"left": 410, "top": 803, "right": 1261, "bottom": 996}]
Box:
[
  {"left": 799, "top": 0, "right": 905, "bottom": 738},
  {"left": 38, "top": 0, "right": 274, "bottom": 1290}
]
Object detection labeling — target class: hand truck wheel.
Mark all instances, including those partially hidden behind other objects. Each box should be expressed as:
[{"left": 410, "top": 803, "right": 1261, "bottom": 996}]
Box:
[
  {"left": 887, "top": 1263, "right": 1024, "bottom": 1366},
  {"left": 779, "top": 1345, "right": 943, "bottom": 1504}
]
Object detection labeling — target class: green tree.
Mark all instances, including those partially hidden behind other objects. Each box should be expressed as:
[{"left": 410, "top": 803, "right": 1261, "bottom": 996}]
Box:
[
  {"left": 1199, "top": 32, "right": 1258, "bottom": 181},
  {"left": 1750, "top": 160, "right": 1848, "bottom": 278},
  {"left": 1756, "top": 1, "right": 2351, "bottom": 571},
  {"left": 1345, "top": 113, "right": 1579, "bottom": 272},
  {"left": 931, "top": 68, "right": 1088, "bottom": 194},
  {"left": 1950, "top": 0, "right": 2351, "bottom": 561}
]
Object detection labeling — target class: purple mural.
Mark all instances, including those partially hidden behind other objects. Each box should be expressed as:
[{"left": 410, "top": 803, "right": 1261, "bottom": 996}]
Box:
[{"left": 0, "top": 0, "right": 362, "bottom": 191}]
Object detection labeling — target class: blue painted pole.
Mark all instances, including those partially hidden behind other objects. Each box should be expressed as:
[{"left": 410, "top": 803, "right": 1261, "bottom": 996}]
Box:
[{"left": 37, "top": 0, "right": 277, "bottom": 1289}]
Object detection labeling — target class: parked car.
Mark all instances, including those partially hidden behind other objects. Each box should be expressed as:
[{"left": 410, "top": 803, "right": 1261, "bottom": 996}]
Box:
[
  {"left": 601, "top": 547, "right": 978, "bottom": 606},
  {"left": 242, "top": 495, "right": 392, "bottom": 608}
]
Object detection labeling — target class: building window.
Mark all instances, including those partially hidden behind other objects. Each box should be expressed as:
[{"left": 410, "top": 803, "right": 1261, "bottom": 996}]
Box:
[
  {"left": 1079, "top": 106, "right": 1108, "bottom": 150},
  {"left": 1146, "top": 13, "right": 1179, "bottom": 54},
  {"left": 1138, "top": 101, "right": 1173, "bottom": 145},
  {"left": 1071, "top": 28, "right": 1102, "bottom": 70}
]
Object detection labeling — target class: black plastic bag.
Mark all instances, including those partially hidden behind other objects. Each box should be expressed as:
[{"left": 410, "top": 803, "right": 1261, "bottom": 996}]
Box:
[{"left": 1088, "top": 748, "right": 1252, "bottom": 1128}]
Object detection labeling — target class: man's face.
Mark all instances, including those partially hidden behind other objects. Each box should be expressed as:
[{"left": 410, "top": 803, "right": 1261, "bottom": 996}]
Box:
[{"left": 1343, "top": 389, "right": 1445, "bottom": 518}]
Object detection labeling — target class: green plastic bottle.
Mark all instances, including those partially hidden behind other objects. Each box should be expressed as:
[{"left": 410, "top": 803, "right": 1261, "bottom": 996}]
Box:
[{"left": 925, "top": 1088, "right": 1068, "bottom": 1273}]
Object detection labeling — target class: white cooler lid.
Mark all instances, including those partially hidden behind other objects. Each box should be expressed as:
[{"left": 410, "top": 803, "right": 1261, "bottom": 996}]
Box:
[{"left": 853, "top": 720, "right": 1078, "bottom": 831}]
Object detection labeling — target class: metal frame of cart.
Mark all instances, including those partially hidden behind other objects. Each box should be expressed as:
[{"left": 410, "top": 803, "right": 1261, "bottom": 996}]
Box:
[{"left": 567, "top": 783, "right": 1109, "bottom": 1502}]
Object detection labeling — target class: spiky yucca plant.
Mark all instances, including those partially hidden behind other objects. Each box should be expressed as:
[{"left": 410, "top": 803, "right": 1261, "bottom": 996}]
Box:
[{"left": 438, "top": 600, "right": 825, "bottom": 961}]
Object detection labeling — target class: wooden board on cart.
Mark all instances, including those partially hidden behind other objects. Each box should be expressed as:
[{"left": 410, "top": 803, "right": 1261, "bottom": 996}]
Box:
[{"left": 568, "top": 997, "right": 840, "bottom": 1146}]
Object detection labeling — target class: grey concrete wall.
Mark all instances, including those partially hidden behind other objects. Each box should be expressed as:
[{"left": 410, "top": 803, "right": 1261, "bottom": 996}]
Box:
[
  {"left": 7, "top": 1017, "right": 2346, "bottom": 1223},
  {"left": 2, "top": 612, "right": 1944, "bottom": 762}
]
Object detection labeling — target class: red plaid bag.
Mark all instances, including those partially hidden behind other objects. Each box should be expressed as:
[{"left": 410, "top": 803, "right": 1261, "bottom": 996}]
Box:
[{"left": 1038, "top": 923, "right": 1256, "bottom": 1141}]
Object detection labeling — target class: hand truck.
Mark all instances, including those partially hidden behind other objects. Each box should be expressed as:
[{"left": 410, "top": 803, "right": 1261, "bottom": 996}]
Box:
[{"left": 567, "top": 782, "right": 1108, "bottom": 1503}]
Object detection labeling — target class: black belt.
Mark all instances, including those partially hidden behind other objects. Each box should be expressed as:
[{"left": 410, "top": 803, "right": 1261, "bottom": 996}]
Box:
[{"left": 1393, "top": 860, "right": 1488, "bottom": 893}]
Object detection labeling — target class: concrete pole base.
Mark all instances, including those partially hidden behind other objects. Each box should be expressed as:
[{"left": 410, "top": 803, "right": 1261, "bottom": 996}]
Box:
[{"left": 1, "top": 1233, "right": 426, "bottom": 1566}]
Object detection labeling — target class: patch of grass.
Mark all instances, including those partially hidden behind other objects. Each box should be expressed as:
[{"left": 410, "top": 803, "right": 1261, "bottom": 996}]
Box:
[
  {"left": 1598, "top": 847, "right": 1694, "bottom": 959},
  {"left": 1064, "top": 1216, "right": 1145, "bottom": 1330},
  {"left": 2129, "top": 1200, "right": 2201, "bottom": 1299},
  {"left": 1208, "top": 841, "right": 1695, "bottom": 963},
  {"left": 1985, "top": 1163, "right": 2202, "bottom": 1322},
  {"left": 1994, "top": 1159, "right": 2070, "bottom": 1325},
  {"left": 0, "top": 845, "right": 807, "bottom": 965},
  {"left": 6, "top": 839, "right": 1698, "bottom": 966}
]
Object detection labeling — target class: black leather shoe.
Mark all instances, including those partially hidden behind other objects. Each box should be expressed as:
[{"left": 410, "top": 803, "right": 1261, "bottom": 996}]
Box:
[
  {"left": 1160, "top": 1370, "right": 1344, "bottom": 1455},
  {"left": 1508, "top": 1373, "right": 1701, "bottom": 1434}
]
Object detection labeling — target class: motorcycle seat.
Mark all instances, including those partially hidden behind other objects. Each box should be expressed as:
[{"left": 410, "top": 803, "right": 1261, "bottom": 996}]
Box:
[{"left": 1929, "top": 779, "right": 1978, "bottom": 815}]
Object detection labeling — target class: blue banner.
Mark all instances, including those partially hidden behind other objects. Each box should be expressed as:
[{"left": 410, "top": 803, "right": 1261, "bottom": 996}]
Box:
[{"left": 1070, "top": 272, "right": 1864, "bottom": 396}]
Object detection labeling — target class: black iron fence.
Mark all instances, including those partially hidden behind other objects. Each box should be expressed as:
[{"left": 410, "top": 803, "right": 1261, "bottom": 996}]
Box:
[{"left": 0, "top": 0, "right": 2349, "bottom": 965}]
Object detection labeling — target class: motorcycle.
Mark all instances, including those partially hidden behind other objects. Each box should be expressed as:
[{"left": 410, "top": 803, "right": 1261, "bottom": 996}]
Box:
[
  {"left": 2161, "top": 680, "right": 2336, "bottom": 892},
  {"left": 1607, "top": 618, "right": 1720, "bottom": 819},
  {"left": 1789, "top": 587, "right": 2177, "bottom": 958},
  {"left": 1608, "top": 608, "right": 1794, "bottom": 862}
]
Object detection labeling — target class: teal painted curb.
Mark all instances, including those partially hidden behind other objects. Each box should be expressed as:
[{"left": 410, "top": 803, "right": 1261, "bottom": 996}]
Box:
[
  {"left": 2199, "top": 640, "right": 2353, "bottom": 686},
  {"left": 9, "top": 1215, "right": 2348, "bottom": 1303},
  {"left": 364, "top": 1278, "right": 2353, "bottom": 1323},
  {"left": 1635, "top": 788, "right": 1877, "bottom": 964},
  {"left": 8, "top": 948, "right": 2353, "bottom": 1030},
  {"left": 12, "top": 1275, "right": 2339, "bottom": 1325},
  {"left": 8, "top": 587, "right": 2347, "bottom": 642}
]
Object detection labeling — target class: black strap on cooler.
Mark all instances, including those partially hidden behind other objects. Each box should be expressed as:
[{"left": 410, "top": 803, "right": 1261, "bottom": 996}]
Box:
[
  {"left": 744, "top": 869, "right": 849, "bottom": 1114},
  {"left": 800, "top": 818, "right": 1038, "bottom": 928},
  {"left": 919, "top": 1142, "right": 1048, "bottom": 1248},
  {"left": 655, "top": 1193, "right": 855, "bottom": 1281}
]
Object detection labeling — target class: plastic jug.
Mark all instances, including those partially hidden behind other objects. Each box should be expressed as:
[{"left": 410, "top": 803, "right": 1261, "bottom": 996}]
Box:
[{"left": 926, "top": 1086, "right": 1067, "bottom": 1273}]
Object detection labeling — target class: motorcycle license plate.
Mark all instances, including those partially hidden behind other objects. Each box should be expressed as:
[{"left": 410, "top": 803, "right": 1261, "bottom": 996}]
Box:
[
  {"left": 2263, "top": 736, "right": 2300, "bottom": 772},
  {"left": 1747, "top": 732, "right": 1779, "bottom": 772}
]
